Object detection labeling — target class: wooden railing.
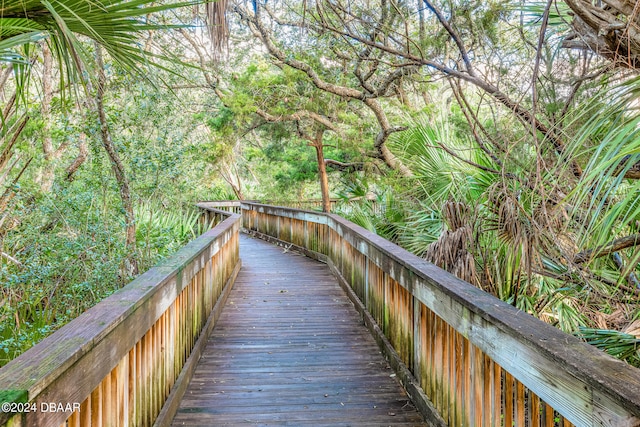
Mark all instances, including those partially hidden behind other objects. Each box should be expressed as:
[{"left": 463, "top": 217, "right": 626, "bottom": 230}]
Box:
[
  {"left": 0, "top": 208, "right": 241, "bottom": 427},
  {"left": 197, "top": 197, "right": 380, "bottom": 216},
  {"left": 240, "top": 202, "right": 640, "bottom": 427},
  {"left": 197, "top": 201, "right": 243, "bottom": 216}
]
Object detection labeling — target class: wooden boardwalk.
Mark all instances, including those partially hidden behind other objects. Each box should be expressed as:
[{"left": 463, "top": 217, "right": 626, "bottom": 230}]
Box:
[{"left": 171, "top": 235, "right": 428, "bottom": 426}]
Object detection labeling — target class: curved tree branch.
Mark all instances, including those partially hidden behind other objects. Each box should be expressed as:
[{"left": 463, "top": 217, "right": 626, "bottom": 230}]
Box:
[
  {"left": 313, "top": 17, "right": 583, "bottom": 178},
  {"left": 564, "top": 0, "right": 640, "bottom": 68},
  {"left": 234, "top": 4, "right": 414, "bottom": 177},
  {"left": 422, "top": 0, "right": 475, "bottom": 75},
  {"left": 255, "top": 109, "right": 341, "bottom": 134}
]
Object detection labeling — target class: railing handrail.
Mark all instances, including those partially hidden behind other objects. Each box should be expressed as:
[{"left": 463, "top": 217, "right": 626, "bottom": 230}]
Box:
[
  {"left": 241, "top": 202, "right": 640, "bottom": 426},
  {"left": 197, "top": 198, "right": 378, "bottom": 211},
  {"left": 0, "top": 209, "right": 241, "bottom": 426},
  {"left": 196, "top": 201, "right": 244, "bottom": 208}
]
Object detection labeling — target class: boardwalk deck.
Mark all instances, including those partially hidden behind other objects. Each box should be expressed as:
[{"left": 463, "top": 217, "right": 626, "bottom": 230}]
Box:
[{"left": 171, "top": 235, "right": 428, "bottom": 426}]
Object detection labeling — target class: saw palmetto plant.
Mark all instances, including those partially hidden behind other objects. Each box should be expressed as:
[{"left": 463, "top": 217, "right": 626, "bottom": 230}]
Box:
[{"left": 368, "top": 104, "right": 640, "bottom": 363}]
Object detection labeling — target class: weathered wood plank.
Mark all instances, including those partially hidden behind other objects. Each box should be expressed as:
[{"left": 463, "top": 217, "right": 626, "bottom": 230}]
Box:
[
  {"left": 0, "top": 212, "right": 241, "bottom": 427},
  {"left": 241, "top": 202, "right": 640, "bottom": 426},
  {"left": 171, "top": 236, "right": 427, "bottom": 426}
]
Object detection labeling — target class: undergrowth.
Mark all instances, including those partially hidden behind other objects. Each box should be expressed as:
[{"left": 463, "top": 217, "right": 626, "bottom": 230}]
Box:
[{"left": 0, "top": 191, "right": 206, "bottom": 366}]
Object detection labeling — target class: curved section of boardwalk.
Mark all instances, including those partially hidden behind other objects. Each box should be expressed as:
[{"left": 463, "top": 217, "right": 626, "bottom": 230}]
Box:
[{"left": 171, "top": 235, "right": 427, "bottom": 426}]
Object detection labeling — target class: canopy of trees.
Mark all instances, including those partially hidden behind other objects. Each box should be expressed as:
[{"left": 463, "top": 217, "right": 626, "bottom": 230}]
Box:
[{"left": 1, "top": 0, "right": 639, "bottom": 367}]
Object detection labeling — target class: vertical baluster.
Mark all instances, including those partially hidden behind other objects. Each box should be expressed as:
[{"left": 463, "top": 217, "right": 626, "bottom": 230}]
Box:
[
  {"left": 129, "top": 344, "right": 137, "bottom": 425},
  {"left": 90, "top": 383, "right": 102, "bottom": 427},
  {"left": 482, "top": 355, "right": 491, "bottom": 427},
  {"left": 441, "top": 321, "right": 450, "bottom": 423},
  {"left": 174, "top": 292, "right": 181, "bottom": 396},
  {"left": 160, "top": 311, "right": 166, "bottom": 413},
  {"left": 163, "top": 311, "right": 169, "bottom": 401},
  {"left": 145, "top": 331, "right": 152, "bottom": 426},
  {"left": 434, "top": 315, "right": 444, "bottom": 413},
  {"left": 149, "top": 324, "right": 156, "bottom": 423},
  {"left": 169, "top": 301, "right": 176, "bottom": 394},
  {"left": 446, "top": 325, "right": 455, "bottom": 426},
  {"left": 462, "top": 335, "right": 472, "bottom": 425},
  {"left": 158, "top": 313, "right": 165, "bottom": 413},
  {"left": 472, "top": 344, "right": 483, "bottom": 427},
  {"left": 80, "top": 397, "right": 91, "bottom": 427},
  {"left": 66, "top": 408, "right": 79, "bottom": 427},
  {"left": 406, "top": 287, "right": 414, "bottom": 369},
  {"left": 505, "top": 371, "right": 515, "bottom": 427},
  {"left": 543, "top": 403, "right": 555, "bottom": 427},
  {"left": 102, "top": 369, "right": 111, "bottom": 426},
  {"left": 454, "top": 333, "right": 464, "bottom": 427},
  {"left": 413, "top": 298, "right": 423, "bottom": 393},
  {"left": 529, "top": 393, "right": 540, "bottom": 427},
  {"left": 428, "top": 309, "right": 438, "bottom": 406},
  {"left": 493, "top": 363, "right": 502, "bottom": 426},
  {"left": 116, "top": 360, "right": 126, "bottom": 427},
  {"left": 516, "top": 381, "right": 525, "bottom": 426}
]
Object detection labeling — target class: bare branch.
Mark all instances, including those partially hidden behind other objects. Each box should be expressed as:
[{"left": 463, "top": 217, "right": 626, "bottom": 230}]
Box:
[
  {"left": 233, "top": 4, "right": 414, "bottom": 177},
  {"left": 179, "top": 28, "right": 217, "bottom": 88},
  {"left": 255, "top": 109, "right": 341, "bottom": 134},
  {"left": 65, "top": 136, "right": 89, "bottom": 182},
  {"left": 235, "top": 5, "right": 363, "bottom": 100},
  {"left": 1, "top": 251, "right": 22, "bottom": 267},
  {"left": 422, "top": 0, "right": 475, "bottom": 75},
  {"left": 313, "top": 17, "right": 583, "bottom": 177},
  {"left": 433, "top": 140, "right": 526, "bottom": 185},
  {"left": 574, "top": 233, "right": 640, "bottom": 263},
  {"left": 0, "top": 115, "right": 29, "bottom": 171},
  {"left": 324, "top": 158, "right": 366, "bottom": 171},
  {"left": 450, "top": 80, "right": 505, "bottom": 168}
]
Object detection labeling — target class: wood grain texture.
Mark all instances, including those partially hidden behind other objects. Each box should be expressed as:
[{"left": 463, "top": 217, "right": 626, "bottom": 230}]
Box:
[
  {"left": 154, "top": 261, "right": 241, "bottom": 427},
  {"left": 171, "top": 235, "right": 427, "bottom": 426},
  {"left": 241, "top": 202, "right": 640, "bottom": 427}
]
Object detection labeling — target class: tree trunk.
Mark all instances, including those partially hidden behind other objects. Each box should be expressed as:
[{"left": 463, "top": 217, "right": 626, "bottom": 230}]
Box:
[
  {"left": 39, "top": 42, "right": 69, "bottom": 192},
  {"left": 312, "top": 130, "right": 331, "bottom": 213},
  {"left": 94, "top": 43, "right": 138, "bottom": 277},
  {"left": 239, "top": 7, "right": 414, "bottom": 177},
  {"left": 563, "top": 0, "right": 640, "bottom": 68},
  {"left": 220, "top": 158, "right": 245, "bottom": 200},
  {"left": 65, "top": 134, "right": 89, "bottom": 182}
]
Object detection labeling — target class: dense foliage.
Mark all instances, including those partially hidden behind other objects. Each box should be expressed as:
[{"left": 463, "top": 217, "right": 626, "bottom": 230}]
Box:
[{"left": 1, "top": 0, "right": 639, "bottom": 367}]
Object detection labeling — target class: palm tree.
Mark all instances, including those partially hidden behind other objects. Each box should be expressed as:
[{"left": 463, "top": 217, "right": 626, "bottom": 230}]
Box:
[{"left": 1, "top": 0, "right": 230, "bottom": 64}]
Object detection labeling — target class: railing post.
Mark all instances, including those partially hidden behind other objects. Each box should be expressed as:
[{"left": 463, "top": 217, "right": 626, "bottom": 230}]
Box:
[
  {"left": 413, "top": 296, "right": 422, "bottom": 383},
  {"left": 364, "top": 253, "right": 370, "bottom": 310}
]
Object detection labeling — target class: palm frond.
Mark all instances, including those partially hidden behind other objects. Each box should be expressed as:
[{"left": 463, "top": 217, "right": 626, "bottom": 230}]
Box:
[
  {"left": 0, "top": 0, "right": 207, "bottom": 92},
  {"left": 205, "top": 0, "right": 228, "bottom": 57},
  {"left": 576, "top": 327, "right": 640, "bottom": 367},
  {"left": 562, "top": 78, "right": 640, "bottom": 261}
]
